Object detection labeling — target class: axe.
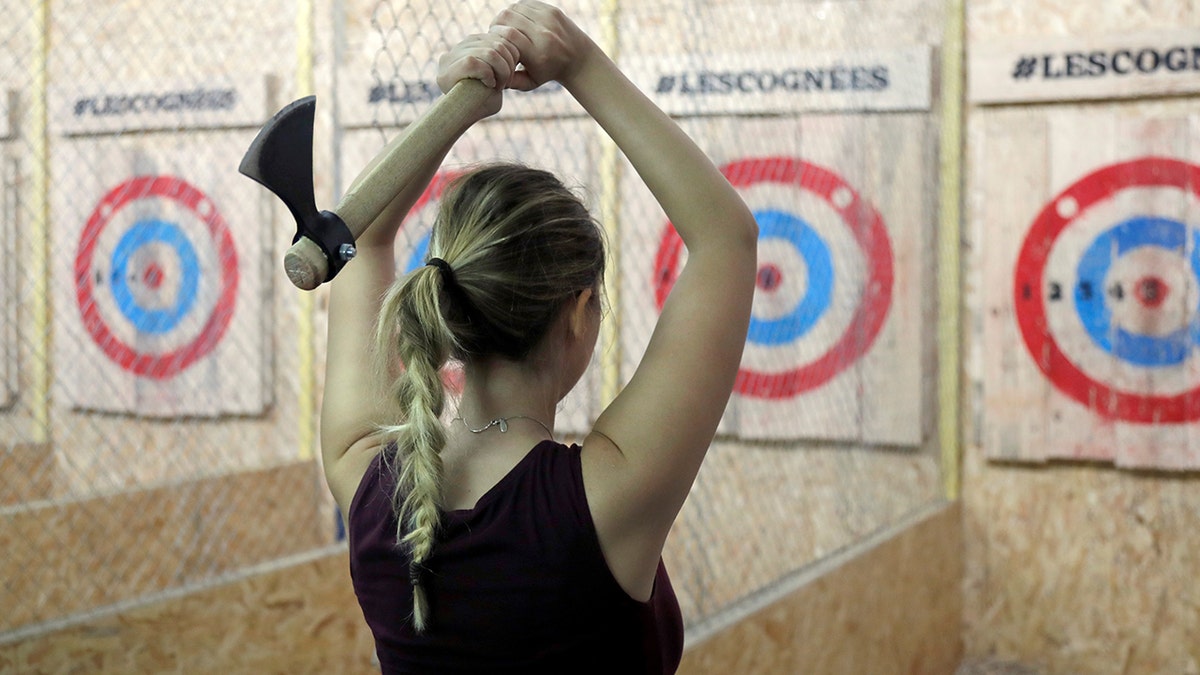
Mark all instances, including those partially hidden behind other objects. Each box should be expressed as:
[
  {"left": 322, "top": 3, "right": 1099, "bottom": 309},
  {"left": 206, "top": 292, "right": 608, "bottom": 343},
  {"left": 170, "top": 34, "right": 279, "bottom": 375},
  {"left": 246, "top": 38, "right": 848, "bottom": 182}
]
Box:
[{"left": 239, "top": 79, "right": 492, "bottom": 290}]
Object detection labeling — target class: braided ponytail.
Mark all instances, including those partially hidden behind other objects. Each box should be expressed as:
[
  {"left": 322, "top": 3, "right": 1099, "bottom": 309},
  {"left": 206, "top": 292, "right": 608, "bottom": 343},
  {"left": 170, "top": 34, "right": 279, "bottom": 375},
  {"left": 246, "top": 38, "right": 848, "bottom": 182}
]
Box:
[
  {"left": 372, "top": 163, "right": 606, "bottom": 634},
  {"left": 375, "top": 264, "right": 456, "bottom": 633}
]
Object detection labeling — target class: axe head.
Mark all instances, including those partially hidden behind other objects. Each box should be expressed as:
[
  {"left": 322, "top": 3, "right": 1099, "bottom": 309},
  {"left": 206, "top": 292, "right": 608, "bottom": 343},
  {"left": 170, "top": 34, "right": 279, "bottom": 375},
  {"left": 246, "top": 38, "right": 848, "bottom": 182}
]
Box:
[
  {"left": 239, "top": 95, "right": 319, "bottom": 233},
  {"left": 240, "top": 96, "right": 356, "bottom": 289}
]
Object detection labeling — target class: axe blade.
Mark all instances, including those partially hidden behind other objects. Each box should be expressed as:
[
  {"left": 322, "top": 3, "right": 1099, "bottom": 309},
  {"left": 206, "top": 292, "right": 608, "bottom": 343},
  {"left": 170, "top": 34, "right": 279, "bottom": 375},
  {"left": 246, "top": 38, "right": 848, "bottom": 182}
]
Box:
[{"left": 239, "top": 95, "right": 318, "bottom": 234}]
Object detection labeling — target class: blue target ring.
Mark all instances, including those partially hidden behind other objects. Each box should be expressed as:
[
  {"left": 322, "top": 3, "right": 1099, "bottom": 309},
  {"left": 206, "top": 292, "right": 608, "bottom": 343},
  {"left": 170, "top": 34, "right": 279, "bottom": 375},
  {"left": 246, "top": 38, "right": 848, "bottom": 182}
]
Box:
[
  {"left": 1074, "top": 216, "right": 1200, "bottom": 367},
  {"left": 110, "top": 218, "right": 201, "bottom": 335},
  {"left": 404, "top": 233, "right": 432, "bottom": 274},
  {"left": 746, "top": 209, "right": 834, "bottom": 346}
]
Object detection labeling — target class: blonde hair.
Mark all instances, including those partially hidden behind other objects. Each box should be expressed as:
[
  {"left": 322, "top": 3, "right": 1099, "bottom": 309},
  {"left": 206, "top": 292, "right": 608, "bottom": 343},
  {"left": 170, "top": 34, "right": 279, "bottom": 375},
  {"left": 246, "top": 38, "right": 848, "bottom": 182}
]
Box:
[{"left": 374, "top": 164, "right": 605, "bottom": 632}]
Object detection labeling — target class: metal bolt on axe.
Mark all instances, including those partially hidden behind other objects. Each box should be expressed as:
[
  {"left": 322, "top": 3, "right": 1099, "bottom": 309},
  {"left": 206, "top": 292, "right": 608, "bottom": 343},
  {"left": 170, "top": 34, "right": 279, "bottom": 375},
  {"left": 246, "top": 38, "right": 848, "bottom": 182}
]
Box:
[{"left": 239, "top": 79, "right": 492, "bottom": 290}]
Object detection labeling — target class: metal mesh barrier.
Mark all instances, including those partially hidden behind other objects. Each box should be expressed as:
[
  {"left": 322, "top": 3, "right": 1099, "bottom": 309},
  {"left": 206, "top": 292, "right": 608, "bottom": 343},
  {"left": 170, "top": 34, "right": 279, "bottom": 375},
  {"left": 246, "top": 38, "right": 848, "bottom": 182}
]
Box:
[
  {"left": 0, "top": 0, "right": 330, "bottom": 637},
  {"left": 1, "top": 0, "right": 947, "bottom": 643}
]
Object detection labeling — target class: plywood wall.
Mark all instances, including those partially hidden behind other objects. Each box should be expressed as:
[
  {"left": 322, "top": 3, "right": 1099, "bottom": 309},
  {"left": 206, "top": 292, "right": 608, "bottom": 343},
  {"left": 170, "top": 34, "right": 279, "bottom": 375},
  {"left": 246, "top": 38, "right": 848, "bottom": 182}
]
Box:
[
  {"left": 963, "top": 1, "right": 1200, "bottom": 672},
  {"left": 0, "top": 551, "right": 377, "bottom": 674},
  {"left": 0, "top": 463, "right": 330, "bottom": 634},
  {"left": 679, "top": 503, "right": 962, "bottom": 675}
]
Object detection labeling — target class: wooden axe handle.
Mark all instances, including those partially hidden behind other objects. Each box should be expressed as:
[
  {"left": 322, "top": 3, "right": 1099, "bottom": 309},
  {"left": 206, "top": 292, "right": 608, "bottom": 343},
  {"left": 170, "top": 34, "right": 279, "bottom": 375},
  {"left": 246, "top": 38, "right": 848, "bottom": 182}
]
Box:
[{"left": 284, "top": 79, "right": 493, "bottom": 289}]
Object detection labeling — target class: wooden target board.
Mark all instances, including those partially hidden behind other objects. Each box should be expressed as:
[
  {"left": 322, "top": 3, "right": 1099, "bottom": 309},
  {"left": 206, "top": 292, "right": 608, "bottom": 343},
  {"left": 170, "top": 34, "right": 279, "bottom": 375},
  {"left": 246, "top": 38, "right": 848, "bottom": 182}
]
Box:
[
  {"left": 341, "top": 118, "right": 601, "bottom": 436},
  {"left": 52, "top": 134, "right": 271, "bottom": 417},
  {"left": 619, "top": 115, "right": 930, "bottom": 445},
  {"left": 980, "top": 111, "right": 1200, "bottom": 470}
]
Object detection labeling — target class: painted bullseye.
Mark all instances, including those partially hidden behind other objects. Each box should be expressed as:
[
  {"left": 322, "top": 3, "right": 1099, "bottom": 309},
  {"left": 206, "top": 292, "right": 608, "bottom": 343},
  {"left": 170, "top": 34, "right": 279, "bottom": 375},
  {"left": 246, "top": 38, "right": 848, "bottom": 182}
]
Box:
[
  {"left": 144, "top": 263, "right": 165, "bottom": 289},
  {"left": 1073, "top": 216, "right": 1200, "bottom": 368},
  {"left": 405, "top": 234, "right": 432, "bottom": 274},
  {"left": 110, "top": 219, "right": 200, "bottom": 335},
  {"left": 75, "top": 176, "right": 237, "bottom": 379},
  {"left": 654, "top": 157, "right": 893, "bottom": 399},
  {"left": 1135, "top": 276, "right": 1168, "bottom": 308},
  {"left": 1014, "top": 157, "right": 1200, "bottom": 423},
  {"left": 757, "top": 264, "right": 784, "bottom": 292}
]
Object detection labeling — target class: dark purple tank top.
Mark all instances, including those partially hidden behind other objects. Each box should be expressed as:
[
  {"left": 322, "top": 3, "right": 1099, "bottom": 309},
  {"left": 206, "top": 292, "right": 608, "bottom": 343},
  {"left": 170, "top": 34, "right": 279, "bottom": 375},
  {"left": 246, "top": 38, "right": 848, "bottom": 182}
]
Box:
[{"left": 348, "top": 440, "right": 684, "bottom": 674}]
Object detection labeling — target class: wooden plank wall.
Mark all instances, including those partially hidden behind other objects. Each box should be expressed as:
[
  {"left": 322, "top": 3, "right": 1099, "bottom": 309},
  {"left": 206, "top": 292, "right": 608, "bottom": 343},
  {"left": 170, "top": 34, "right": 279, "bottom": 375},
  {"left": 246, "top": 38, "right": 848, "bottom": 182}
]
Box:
[{"left": 963, "top": 0, "right": 1200, "bottom": 672}]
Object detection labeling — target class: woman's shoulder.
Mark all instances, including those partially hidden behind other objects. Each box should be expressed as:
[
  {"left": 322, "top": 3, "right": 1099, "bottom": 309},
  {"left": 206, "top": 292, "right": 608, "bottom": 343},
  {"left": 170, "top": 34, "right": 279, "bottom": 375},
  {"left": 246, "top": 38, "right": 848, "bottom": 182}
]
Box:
[{"left": 329, "top": 436, "right": 388, "bottom": 516}]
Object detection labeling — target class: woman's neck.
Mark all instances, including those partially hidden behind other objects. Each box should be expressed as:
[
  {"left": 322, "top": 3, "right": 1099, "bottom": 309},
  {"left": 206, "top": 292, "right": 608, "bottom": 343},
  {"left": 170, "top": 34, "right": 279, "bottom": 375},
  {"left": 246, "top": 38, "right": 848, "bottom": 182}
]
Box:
[{"left": 456, "top": 356, "right": 559, "bottom": 431}]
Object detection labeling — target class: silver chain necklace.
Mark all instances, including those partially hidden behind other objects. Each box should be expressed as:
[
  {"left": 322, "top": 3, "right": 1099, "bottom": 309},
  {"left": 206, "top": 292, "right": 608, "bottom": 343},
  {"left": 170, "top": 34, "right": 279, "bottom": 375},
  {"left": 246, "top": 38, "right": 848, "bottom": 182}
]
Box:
[{"left": 453, "top": 415, "right": 555, "bottom": 441}]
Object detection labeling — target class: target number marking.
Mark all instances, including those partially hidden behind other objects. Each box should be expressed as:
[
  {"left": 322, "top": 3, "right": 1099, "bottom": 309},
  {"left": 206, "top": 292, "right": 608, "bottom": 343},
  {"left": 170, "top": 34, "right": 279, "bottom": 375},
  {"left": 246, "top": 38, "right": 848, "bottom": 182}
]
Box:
[
  {"left": 1014, "top": 156, "right": 1200, "bottom": 423},
  {"left": 75, "top": 176, "right": 238, "bottom": 379},
  {"left": 654, "top": 157, "right": 894, "bottom": 399}
]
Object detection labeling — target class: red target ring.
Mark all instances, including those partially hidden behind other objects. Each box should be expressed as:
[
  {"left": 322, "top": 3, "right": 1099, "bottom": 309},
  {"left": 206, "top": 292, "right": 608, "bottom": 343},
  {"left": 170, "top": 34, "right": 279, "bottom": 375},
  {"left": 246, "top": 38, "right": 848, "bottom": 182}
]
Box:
[
  {"left": 1014, "top": 156, "right": 1200, "bottom": 423},
  {"left": 654, "top": 157, "right": 894, "bottom": 399},
  {"left": 412, "top": 169, "right": 462, "bottom": 213},
  {"left": 75, "top": 176, "right": 238, "bottom": 379}
]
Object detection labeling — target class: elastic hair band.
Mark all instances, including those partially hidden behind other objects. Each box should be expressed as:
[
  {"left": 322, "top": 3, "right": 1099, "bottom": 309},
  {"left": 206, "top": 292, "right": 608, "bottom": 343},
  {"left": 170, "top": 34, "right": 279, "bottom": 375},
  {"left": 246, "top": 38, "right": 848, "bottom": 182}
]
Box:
[
  {"left": 424, "top": 256, "right": 524, "bottom": 357},
  {"left": 425, "top": 257, "right": 455, "bottom": 284}
]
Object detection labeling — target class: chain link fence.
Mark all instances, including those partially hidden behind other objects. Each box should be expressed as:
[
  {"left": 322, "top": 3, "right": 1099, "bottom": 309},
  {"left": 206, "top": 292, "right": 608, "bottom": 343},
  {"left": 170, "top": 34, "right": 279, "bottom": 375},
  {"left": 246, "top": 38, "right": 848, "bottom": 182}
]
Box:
[
  {"left": 1, "top": 0, "right": 947, "bottom": 645},
  {"left": 0, "top": 0, "right": 333, "bottom": 639}
]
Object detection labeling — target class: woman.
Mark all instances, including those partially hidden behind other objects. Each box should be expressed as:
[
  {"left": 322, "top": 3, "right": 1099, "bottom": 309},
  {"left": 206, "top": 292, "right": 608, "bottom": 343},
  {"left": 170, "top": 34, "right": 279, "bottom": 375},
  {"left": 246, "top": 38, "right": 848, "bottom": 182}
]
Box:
[{"left": 320, "top": 3, "right": 758, "bottom": 672}]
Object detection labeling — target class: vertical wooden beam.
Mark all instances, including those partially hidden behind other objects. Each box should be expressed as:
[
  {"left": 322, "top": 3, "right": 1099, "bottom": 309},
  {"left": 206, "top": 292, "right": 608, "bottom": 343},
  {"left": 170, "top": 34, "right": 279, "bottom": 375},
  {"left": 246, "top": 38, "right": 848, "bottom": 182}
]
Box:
[
  {"left": 28, "top": 0, "right": 51, "bottom": 444},
  {"left": 937, "top": 0, "right": 966, "bottom": 500},
  {"left": 597, "top": 0, "right": 622, "bottom": 409}
]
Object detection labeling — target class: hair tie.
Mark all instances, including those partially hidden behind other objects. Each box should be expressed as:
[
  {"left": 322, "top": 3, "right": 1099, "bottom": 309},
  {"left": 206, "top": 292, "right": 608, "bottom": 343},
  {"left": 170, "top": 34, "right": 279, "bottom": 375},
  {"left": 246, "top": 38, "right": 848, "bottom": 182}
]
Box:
[
  {"left": 425, "top": 257, "right": 454, "bottom": 284},
  {"left": 423, "top": 256, "right": 522, "bottom": 357}
]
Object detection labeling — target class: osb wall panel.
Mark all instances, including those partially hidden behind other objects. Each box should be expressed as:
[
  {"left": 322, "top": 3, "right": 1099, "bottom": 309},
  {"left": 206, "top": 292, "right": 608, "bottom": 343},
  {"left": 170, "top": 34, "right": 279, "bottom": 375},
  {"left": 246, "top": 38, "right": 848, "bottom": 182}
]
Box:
[
  {"left": 0, "top": 462, "right": 327, "bottom": 633},
  {"left": 664, "top": 441, "right": 941, "bottom": 621},
  {"left": 678, "top": 502, "right": 962, "bottom": 675},
  {"left": 0, "top": 444, "right": 54, "bottom": 506},
  {"left": 964, "top": 1, "right": 1200, "bottom": 673},
  {"left": 0, "top": 552, "right": 376, "bottom": 675},
  {"left": 0, "top": 507, "right": 960, "bottom": 674},
  {"left": 960, "top": 452, "right": 1200, "bottom": 674}
]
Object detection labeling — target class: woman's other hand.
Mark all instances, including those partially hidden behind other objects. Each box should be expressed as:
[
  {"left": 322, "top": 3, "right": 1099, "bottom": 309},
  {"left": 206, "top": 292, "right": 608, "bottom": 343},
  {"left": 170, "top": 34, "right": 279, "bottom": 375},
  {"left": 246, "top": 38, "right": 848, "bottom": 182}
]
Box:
[
  {"left": 491, "top": 1, "right": 598, "bottom": 91},
  {"left": 436, "top": 30, "right": 521, "bottom": 120}
]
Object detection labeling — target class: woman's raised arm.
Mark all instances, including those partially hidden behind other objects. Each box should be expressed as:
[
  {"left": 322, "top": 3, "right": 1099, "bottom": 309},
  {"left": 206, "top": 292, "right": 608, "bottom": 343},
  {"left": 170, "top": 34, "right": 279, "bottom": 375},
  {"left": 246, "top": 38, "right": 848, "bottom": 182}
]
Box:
[
  {"left": 496, "top": 1, "right": 758, "bottom": 592},
  {"left": 319, "top": 32, "right": 519, "bottom": 510}
]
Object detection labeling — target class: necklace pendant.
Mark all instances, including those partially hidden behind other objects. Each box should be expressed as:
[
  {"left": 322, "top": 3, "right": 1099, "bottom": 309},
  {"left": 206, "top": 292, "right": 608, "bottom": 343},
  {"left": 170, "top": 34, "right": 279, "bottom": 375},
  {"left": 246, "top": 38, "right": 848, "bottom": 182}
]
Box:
[{"left": 497, "top": 418, "right": 508, "bottom": 433}]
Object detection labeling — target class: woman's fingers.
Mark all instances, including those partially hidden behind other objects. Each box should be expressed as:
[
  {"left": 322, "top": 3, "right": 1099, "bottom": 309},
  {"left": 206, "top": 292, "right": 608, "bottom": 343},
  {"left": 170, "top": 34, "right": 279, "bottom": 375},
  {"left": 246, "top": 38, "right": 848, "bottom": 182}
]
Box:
[
  {"left": 491, "top": 2, "right": 589, "bottom": 86},
  {"left": 437, "top": 33, "right": 521, "bottom": 92}
]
